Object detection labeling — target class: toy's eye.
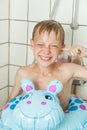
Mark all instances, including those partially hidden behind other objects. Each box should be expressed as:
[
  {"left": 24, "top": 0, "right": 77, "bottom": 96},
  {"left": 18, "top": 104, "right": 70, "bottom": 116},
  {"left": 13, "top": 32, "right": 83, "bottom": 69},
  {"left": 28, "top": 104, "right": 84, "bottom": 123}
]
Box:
[
  {"left": 45, "top": 94, "right": 54, "bottom": 101},
  {"left": 22, "top": 93, "right": 32, "bottom": 100}
]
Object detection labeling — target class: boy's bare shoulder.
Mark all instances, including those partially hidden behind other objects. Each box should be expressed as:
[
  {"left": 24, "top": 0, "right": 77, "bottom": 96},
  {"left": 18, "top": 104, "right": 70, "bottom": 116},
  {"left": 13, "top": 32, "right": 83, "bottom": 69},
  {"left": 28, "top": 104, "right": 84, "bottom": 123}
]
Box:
[
  {"left": 61, "top": 62, "right": 79, "bottom": 67},
  {"left": 20, "top": 64, "right": 35, "bottom": 70},
  {"left": 16, "top": 64, "right": 35, "bottom": 77},
  {"left": 59, "top": 62, "right": 80, "bottom": 71}
]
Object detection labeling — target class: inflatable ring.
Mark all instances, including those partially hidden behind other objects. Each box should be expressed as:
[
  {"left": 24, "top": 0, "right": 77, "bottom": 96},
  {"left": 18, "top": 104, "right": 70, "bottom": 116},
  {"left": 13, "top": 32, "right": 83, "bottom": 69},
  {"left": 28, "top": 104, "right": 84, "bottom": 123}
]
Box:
[{"left": 0, "top": 78, "right": 87, "bottom": 130}]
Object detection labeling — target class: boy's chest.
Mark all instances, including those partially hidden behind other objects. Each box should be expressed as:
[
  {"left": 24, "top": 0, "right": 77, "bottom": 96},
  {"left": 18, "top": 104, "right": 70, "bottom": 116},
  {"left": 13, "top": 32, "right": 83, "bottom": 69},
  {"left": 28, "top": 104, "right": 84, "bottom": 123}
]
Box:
[
  {"left": 33, "top": 72, "right": 70, "bottom": 90},
  {"left": 32, "top": 74, "right": 72, "bottom": 111}
]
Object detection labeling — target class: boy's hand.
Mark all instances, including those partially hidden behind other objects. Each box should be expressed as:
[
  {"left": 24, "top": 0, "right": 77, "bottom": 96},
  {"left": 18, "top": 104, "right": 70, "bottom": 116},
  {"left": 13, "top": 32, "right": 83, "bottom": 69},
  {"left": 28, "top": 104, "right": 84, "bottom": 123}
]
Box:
[{"left": 62, "top": 45, "right": 87, "bottom": 57}]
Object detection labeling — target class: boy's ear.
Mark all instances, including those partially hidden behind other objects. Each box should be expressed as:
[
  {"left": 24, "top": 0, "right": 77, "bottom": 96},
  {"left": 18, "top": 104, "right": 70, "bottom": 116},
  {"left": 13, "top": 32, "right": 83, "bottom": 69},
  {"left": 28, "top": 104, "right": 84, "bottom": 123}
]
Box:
[
  {"left": 62, "top": 43, "right": 65, "bottom": 49},
  {"left": 59, "top": 43, "right": 65, "bottom": 54},
  {"left": 30, "top": 39, "right": 34, "bottom": 49}
]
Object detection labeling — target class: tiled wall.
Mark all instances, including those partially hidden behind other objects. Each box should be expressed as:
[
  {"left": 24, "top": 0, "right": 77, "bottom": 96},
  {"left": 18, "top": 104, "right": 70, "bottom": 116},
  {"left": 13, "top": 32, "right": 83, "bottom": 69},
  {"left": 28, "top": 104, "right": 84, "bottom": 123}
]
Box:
[
  {"left": 0, "top": 0, "right": 87, "bottom": 111},
  {"left": 0, "top": 0, "right": 9, "bottom": 112}
]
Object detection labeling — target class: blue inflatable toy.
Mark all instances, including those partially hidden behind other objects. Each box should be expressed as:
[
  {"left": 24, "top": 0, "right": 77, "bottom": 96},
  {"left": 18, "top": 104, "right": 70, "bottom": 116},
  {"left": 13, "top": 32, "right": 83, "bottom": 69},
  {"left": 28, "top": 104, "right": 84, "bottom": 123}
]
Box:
[{"left": 0, "top": 78, "right": 87, "bottom": 130}]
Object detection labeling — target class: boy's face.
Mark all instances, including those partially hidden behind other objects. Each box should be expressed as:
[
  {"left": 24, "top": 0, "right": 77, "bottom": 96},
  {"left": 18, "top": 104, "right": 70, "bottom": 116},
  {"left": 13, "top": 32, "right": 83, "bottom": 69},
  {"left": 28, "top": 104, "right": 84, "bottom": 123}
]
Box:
[{"left": 30, "top": 30, "right": 64, "bottom": 67}]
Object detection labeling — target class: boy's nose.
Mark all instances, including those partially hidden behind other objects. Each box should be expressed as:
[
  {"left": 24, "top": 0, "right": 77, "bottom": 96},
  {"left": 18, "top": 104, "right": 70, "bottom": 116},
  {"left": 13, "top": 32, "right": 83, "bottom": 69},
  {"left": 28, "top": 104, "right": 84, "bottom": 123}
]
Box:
[{"left": 43, "top": 46, "right": 50, "bottom": 53}]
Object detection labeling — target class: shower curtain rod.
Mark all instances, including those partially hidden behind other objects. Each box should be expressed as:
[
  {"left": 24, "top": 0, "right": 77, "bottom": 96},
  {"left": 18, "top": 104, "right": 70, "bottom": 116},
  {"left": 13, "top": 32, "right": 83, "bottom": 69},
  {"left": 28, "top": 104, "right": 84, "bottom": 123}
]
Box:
[
  {"left": 50, "top": 0, "right": 79, "bottom": 30},
  {"left": 49, "top": 0, "right": 60, "bottom": 19},
  {"left": 70, "top": 0, "right": 79, "bottom": 30}
]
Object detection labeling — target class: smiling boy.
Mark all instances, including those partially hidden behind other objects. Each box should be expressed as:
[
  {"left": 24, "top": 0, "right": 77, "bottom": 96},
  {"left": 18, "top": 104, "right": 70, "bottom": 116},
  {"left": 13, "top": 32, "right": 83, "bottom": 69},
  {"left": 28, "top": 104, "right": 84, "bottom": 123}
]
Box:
[{"left": 6, "top": 20, "right": 87, "bottom": 111}]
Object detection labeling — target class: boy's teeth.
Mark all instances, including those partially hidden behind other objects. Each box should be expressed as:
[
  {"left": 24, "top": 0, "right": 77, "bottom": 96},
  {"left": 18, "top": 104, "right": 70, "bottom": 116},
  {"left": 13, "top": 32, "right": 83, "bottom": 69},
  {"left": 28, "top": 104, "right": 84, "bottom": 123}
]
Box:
[{"left": 41, "top": 56, "right": 50, "bottom": 60}]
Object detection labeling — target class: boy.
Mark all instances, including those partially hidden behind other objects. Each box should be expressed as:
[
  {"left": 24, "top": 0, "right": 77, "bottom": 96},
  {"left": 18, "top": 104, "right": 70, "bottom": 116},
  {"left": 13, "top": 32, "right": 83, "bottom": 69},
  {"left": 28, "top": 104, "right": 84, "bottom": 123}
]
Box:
[{"left": 6, "top": 20, "right": 87, "bottom": 111}]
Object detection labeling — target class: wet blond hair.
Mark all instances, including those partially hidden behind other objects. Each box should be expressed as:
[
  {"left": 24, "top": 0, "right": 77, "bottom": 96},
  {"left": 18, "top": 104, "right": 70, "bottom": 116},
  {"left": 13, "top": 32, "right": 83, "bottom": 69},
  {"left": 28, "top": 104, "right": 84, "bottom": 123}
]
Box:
[{"left": 32, "top": 20, "right": 65, "bottom": 45}]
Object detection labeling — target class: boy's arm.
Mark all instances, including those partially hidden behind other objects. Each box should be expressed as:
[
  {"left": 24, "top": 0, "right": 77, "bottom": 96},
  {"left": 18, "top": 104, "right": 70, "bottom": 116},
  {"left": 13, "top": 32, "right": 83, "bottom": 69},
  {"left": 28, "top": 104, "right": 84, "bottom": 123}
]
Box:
[
  {"left": 63, "top": 44, "right": 87, "bottom": 81},
  {"left": 63, "top": 44, "right": 87, "bottom": 57},
  {"left": 5, "top": 67, "right": 23, "bottom": 104},
  {"left": 71, "top": 63, "right": 87, "bottom": 81},
  {"left": 5, "top": 85, "right": 22, "bottom": 104}
]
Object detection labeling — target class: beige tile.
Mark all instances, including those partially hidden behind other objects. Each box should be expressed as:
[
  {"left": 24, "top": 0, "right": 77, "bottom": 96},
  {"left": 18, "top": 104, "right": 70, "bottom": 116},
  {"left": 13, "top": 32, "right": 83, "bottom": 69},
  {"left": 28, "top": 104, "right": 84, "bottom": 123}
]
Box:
[
  {"left": 0, "top": 0, "right": 9, "bottom": 19},
  {"left": 29, "top": 0, "right": 50, "bottom": 21},
  {"left": 10, "top": 21, "right": 27, "bottom": 44},
  {"left": 0, "top": 88, "right": 8, "bottom": 110},
  {"left": 10, "top": 44, "right": 26, "bottom": 66},
  {"left": 0, "top": 44, "right": 8, "bottom": 66},
  {"left": 10, "top": 0, "right": 28, "bottom": 20},
  {"left": 0, "top": 21, "right": 8, "bottom": 43},
  {"left": 77, "top": 0, "right": 87, "bottom": 25},
  {"left": 0, "top": 66, "right": 8, "bottom": 89}
]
